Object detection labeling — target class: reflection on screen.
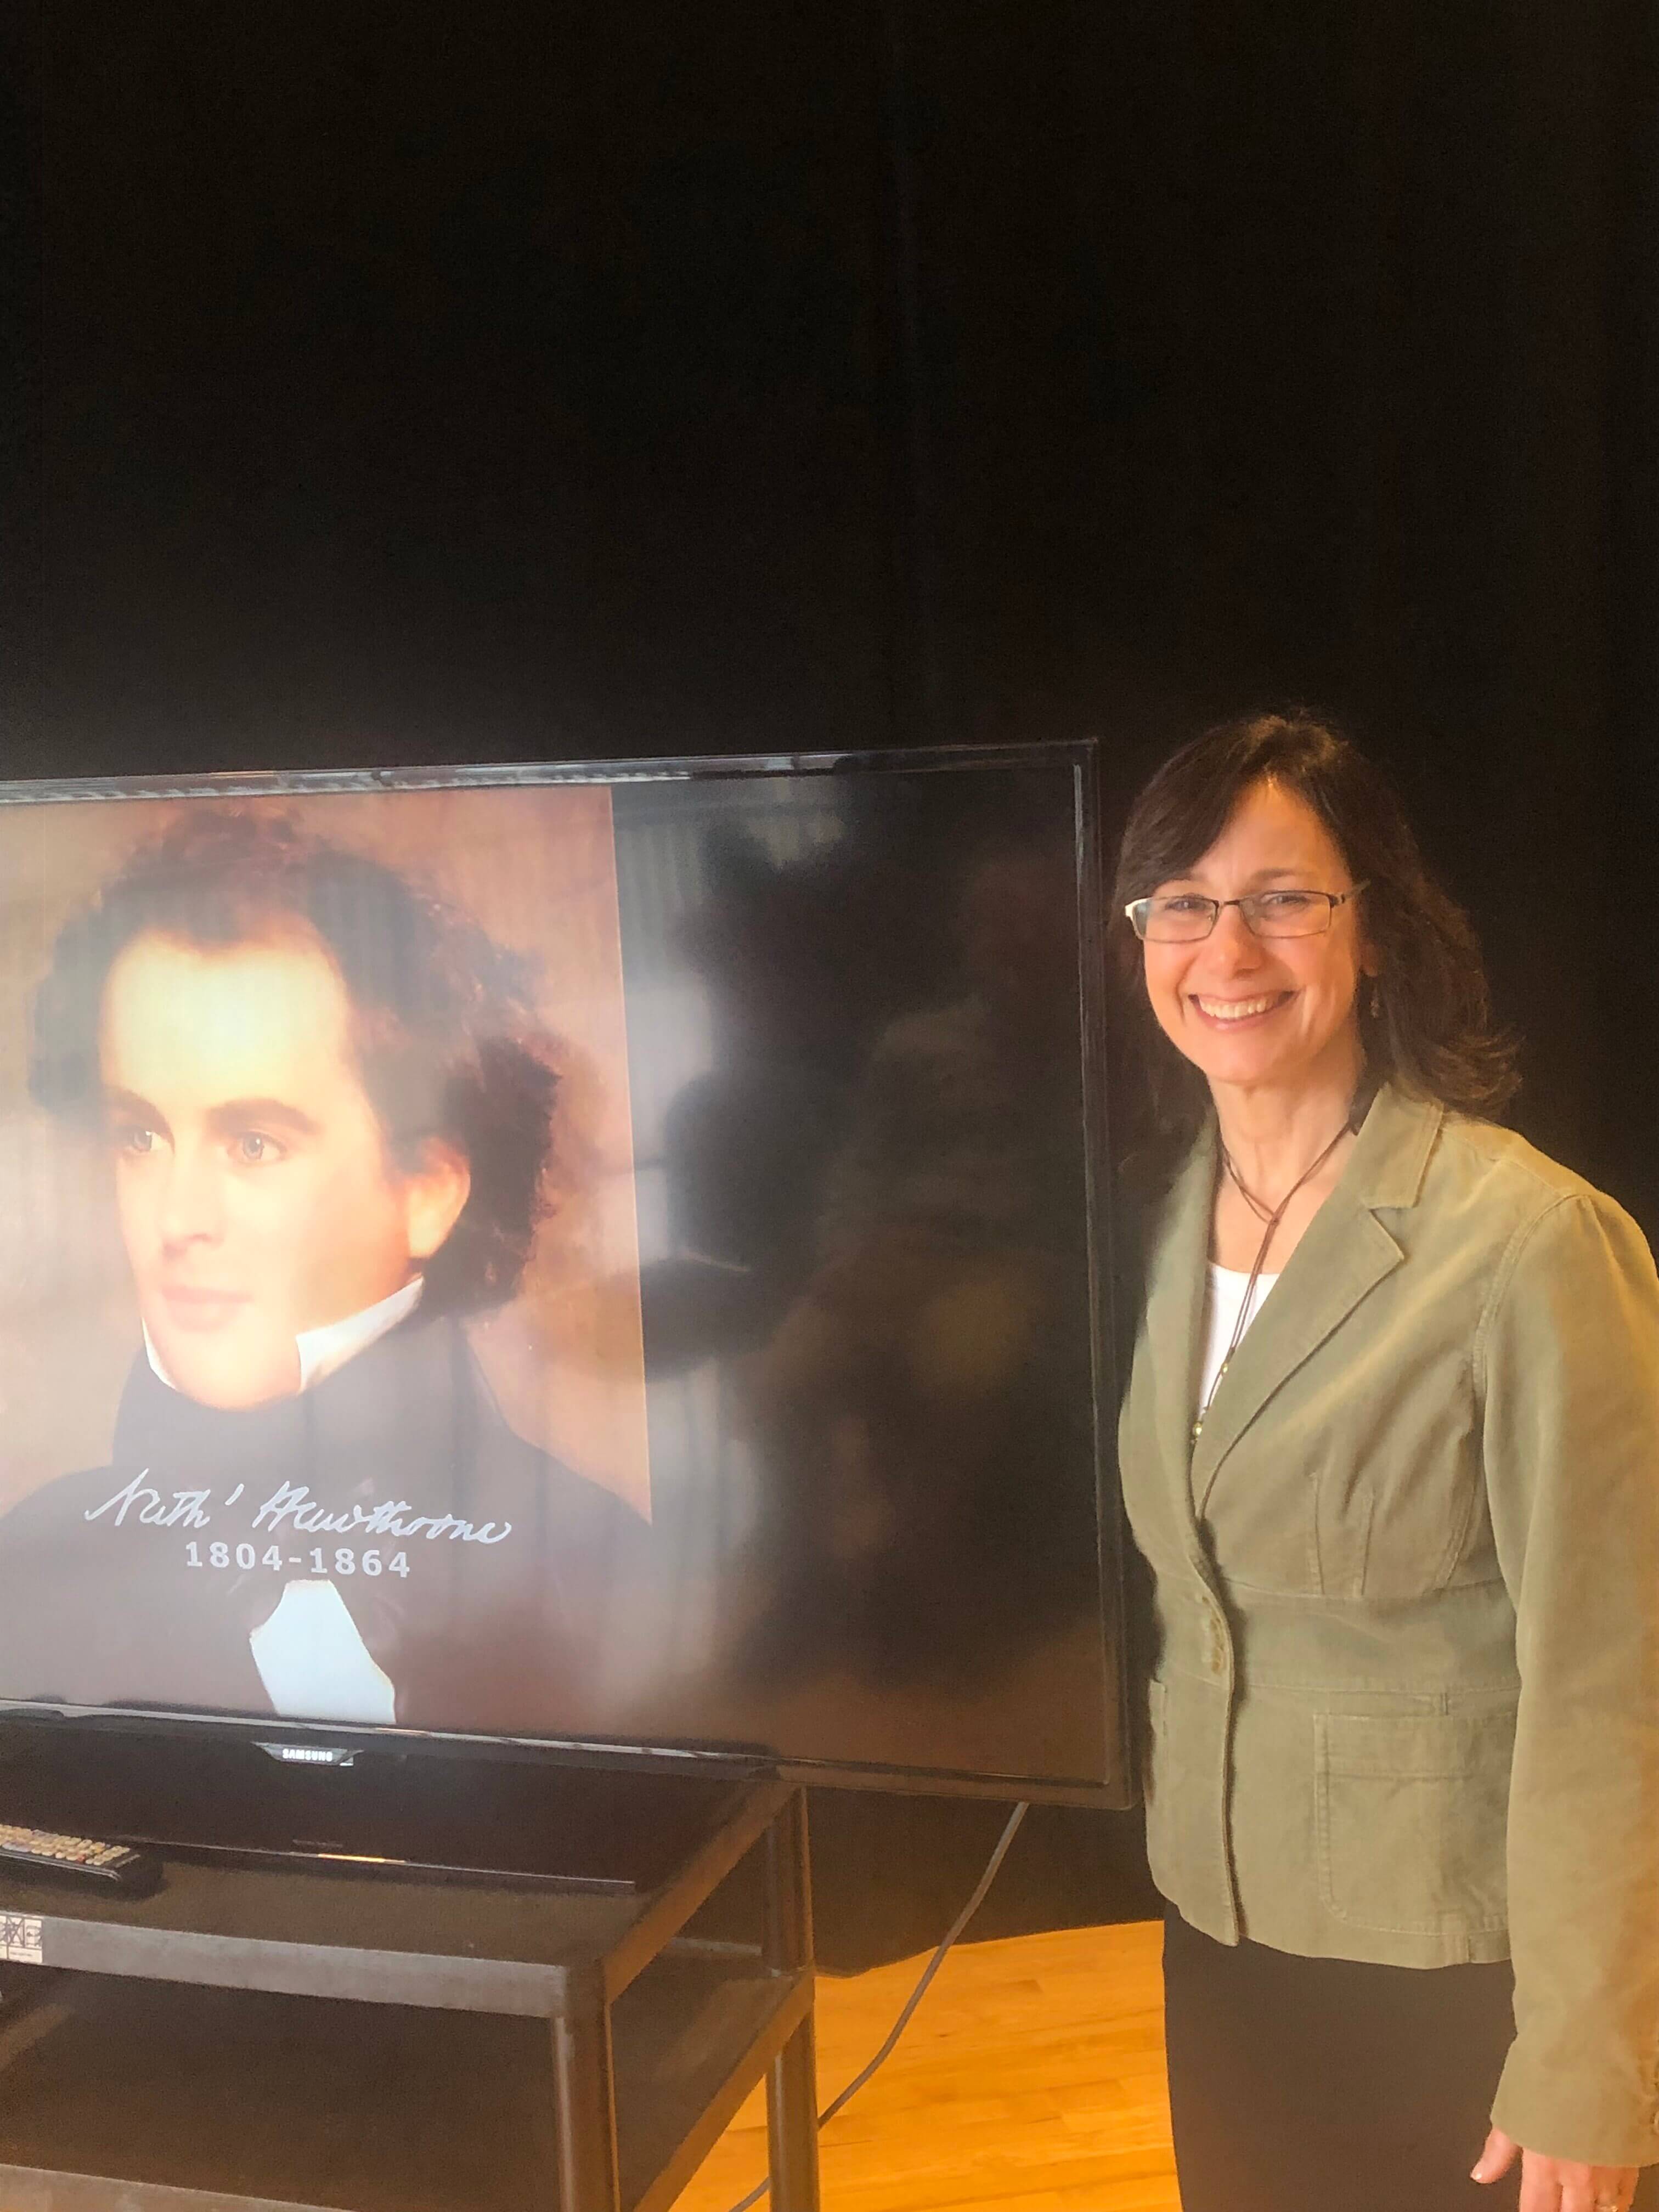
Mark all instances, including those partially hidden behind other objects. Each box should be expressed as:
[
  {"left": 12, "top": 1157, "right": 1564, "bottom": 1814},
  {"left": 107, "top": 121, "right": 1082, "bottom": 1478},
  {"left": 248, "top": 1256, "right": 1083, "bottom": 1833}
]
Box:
[{"left": 612, "top": 763, "right": 1114, "bottom": 1782}]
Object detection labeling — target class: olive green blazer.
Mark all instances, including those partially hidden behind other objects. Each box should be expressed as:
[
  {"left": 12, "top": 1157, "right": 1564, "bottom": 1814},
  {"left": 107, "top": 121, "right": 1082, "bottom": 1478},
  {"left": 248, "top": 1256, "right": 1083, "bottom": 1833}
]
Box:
[{"left": 1118, "top": 1082, "right": 1659, "bottom": 2166}]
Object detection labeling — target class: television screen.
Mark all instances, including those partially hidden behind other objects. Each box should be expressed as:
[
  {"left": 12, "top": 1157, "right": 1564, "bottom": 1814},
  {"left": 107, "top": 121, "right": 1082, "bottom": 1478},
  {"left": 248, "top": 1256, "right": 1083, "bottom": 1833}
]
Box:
[{"left": 0, "top": 747, "right": 1127, "bottom": 1801}]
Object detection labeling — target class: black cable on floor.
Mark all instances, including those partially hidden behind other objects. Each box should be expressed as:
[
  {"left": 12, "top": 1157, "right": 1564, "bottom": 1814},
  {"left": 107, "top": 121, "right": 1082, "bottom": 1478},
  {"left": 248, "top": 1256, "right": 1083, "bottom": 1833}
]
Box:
[{"left": 724, "top": 1799, "right": 1030, "bottom": 2212}]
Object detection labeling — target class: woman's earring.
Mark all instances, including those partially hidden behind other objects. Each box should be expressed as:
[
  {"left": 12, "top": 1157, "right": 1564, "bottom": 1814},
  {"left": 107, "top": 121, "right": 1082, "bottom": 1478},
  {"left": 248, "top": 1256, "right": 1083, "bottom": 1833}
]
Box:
[{"left": 1369, "top": 979, "right": 1383, "bottom": 1021}]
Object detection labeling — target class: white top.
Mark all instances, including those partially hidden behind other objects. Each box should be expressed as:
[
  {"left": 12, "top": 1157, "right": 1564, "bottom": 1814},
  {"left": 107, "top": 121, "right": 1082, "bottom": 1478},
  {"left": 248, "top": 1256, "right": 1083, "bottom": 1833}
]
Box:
[{"left": 1199, "top": 1262, "right": 1280, "bottom": 1413}]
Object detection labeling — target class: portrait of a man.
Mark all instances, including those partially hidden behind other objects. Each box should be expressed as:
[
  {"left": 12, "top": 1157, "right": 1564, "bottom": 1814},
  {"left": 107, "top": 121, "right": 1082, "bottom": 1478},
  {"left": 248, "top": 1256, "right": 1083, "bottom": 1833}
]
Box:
[{"left": 0, "top": 803, "right": 648, "bottom": 1735}]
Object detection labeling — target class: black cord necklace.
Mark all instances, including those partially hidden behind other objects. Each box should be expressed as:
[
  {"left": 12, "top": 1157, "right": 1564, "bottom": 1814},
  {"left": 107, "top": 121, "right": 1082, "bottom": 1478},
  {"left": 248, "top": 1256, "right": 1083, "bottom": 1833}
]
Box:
[{"left": 1192, "top": 1103, "right": 1361, "bottom": 1443}]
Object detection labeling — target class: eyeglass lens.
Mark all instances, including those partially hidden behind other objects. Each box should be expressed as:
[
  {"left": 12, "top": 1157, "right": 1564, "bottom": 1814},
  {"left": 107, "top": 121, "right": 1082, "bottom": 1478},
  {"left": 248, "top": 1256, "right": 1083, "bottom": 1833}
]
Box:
[{"left": 1136, "top": 891, "right": 1338, "bottom": 941}]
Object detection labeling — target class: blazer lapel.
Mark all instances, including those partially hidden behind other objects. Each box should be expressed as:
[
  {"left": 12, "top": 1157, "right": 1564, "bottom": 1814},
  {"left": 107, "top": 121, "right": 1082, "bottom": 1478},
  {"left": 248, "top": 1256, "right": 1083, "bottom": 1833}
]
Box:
[
  {"left": 1142, "top": 1125, "right": 1219, "bottom": 1550},
  {"left": 1189, "top": 1086, "right": 1441, "bottom": 1520}
]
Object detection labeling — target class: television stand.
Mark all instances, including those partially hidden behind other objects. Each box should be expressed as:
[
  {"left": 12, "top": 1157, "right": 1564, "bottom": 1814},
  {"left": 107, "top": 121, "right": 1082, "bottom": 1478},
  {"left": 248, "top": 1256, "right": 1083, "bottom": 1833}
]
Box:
[
  {"left": 0, "top": 1728, "right": 746, "bottom": 1893},
  {"left": 0, "top": 1773, "right": 819, "bottom": 2211}
]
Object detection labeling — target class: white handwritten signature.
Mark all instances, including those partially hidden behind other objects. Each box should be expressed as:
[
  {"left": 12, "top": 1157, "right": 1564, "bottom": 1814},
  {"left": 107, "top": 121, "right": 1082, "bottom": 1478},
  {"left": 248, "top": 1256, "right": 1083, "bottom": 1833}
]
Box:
[{"left": 83, "top": 1472, "right": 512, "bottom": 1545}]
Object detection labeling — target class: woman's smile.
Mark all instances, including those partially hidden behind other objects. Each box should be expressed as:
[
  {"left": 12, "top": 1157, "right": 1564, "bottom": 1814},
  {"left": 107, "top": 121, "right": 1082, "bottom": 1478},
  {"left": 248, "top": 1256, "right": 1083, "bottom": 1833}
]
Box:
[{"left": 1189, "top": 990, "right": 1295, "bottom": 1026}]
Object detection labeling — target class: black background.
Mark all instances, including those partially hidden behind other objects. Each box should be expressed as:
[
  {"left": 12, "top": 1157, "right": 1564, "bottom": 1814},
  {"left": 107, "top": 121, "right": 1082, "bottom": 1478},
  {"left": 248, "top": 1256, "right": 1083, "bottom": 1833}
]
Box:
[{"left": 9, "top": 1, "right": 1656, "bottom": 1963}]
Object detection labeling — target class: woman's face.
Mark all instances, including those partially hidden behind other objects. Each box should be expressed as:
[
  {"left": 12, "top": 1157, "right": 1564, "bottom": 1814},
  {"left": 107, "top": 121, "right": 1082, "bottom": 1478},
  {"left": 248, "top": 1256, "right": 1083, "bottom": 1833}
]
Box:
[{"left": 1141, "top": 778, "right": 1374, "bottom": 1102}]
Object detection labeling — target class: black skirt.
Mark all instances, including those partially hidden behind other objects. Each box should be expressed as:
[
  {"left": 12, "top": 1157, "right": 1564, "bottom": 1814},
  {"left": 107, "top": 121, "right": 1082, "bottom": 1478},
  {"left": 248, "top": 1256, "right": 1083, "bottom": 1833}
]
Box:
[{"left": 1162, "top": 1904, "right": 1658, "bottom": 2212}]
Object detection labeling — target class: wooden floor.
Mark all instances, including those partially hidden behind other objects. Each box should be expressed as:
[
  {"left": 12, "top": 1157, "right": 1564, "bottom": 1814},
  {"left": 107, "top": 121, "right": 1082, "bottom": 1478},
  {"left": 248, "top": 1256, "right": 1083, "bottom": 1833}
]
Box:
[{"left": 674, "top": 1918, "right": 1180, "bottom": 2212}]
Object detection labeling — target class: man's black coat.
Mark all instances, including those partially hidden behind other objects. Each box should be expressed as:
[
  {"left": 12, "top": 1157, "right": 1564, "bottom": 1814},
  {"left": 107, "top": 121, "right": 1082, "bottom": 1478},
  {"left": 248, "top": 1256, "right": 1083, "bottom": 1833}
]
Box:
[{"left": 0, "top": 1313, "right": 645, "bottom": 1735}]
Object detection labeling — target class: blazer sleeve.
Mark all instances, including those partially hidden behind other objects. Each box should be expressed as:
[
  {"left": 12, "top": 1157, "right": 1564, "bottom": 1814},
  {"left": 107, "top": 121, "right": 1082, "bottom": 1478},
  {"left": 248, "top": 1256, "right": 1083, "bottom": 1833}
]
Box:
[{"left": 1480, "top": 1189, "right": 1659, "bottom": 2167}]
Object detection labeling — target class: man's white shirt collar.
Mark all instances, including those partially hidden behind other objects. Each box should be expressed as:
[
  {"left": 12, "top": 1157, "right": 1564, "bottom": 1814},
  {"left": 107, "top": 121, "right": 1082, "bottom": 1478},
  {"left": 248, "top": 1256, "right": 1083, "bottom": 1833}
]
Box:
[{"left": 143, "top": 1275, "right": 425, "bottom": 1396}]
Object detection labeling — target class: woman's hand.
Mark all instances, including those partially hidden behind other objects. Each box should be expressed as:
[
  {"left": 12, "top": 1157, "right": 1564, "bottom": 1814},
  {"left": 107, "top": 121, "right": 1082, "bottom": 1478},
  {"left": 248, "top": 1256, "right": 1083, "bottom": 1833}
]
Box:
[{"left": 1472, "top": 2124, "right": 1640, "bottom": 2211}]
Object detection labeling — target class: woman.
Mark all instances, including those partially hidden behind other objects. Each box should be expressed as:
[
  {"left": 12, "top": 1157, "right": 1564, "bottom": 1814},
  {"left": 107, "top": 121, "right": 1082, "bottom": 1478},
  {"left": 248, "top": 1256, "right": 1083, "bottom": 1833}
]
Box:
[{"left": 1112, "top": 712, "right": 1658, "bottom": 2212}]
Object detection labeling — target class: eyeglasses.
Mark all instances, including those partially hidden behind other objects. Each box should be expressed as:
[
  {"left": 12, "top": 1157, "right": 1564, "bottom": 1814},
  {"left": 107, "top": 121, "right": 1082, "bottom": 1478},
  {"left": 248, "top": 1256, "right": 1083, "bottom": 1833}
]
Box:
[{"left": 1124, "top": 883, "right": 1368, "bottom": 943}]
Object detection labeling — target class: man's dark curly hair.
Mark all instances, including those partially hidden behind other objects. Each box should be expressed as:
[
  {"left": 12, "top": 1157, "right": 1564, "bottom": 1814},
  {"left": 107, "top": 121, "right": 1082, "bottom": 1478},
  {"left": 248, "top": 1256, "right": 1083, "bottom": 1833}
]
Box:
[{"left": 29, "top": 808, "right": 559, "bottom": 1316}]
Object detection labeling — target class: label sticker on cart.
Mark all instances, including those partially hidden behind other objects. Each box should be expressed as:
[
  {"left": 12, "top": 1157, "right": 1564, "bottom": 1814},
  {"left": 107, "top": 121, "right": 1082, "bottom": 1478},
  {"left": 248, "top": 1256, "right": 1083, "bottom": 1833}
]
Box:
[{"left": 1, "top": 1911, "right": 44, "bottom": 1963}]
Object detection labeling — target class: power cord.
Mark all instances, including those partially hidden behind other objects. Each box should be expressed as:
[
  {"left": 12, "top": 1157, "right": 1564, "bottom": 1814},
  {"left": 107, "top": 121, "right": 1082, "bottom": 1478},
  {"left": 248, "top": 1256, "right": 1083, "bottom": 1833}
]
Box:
[{"left": 724, "top": 1799, "right": 1030, "bottom": 2212}]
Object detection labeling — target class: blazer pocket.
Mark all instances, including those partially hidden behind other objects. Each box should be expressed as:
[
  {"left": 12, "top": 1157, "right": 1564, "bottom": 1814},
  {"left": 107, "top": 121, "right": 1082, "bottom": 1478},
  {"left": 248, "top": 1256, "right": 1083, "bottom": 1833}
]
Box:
[{"left": 1315, "top": 1706, "right": 1515, "bottom": 1938}]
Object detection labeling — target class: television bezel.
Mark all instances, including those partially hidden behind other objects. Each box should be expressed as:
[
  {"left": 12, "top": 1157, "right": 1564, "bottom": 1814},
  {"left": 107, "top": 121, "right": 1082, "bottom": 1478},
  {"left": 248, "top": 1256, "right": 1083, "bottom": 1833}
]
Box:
[{"left": 0, "top": 740, "right": 1132, "bottom": 1809}]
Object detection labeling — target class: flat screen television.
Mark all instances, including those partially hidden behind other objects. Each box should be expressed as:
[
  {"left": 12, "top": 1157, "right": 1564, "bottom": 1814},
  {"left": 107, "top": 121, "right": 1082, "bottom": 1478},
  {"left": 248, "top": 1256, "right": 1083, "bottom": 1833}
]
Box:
[{"left": 0, "top": 743, "right": 1130, "bottom": 1850}]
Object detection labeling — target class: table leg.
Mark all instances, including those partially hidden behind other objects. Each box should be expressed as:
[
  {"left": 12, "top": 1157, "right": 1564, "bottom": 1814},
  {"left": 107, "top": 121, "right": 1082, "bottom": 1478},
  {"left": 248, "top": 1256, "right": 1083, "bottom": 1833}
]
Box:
[
  {"left": 767, "top": 2013, "right": 821, "bottom": 2212},
  {"left": 763, "top": 1792, "right": 820, "bottom": 2212},
  {"left": 550, "top": 1969, "right": 620, "bottom": 2212}
]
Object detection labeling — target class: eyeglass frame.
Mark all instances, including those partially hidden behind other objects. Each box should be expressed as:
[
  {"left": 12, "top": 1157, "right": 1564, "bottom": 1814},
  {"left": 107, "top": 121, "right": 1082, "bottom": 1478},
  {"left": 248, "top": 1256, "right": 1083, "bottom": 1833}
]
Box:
[{"left": 1123, "top": 882, "right": 1369, "bottom": 943}]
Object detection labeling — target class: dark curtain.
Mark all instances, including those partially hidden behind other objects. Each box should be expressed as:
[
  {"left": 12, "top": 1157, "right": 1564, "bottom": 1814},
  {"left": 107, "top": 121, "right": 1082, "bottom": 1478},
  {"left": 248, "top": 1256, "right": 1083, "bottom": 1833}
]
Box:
[{"left": 11, "top": 0, "right": 1655, "bottom": 1959}]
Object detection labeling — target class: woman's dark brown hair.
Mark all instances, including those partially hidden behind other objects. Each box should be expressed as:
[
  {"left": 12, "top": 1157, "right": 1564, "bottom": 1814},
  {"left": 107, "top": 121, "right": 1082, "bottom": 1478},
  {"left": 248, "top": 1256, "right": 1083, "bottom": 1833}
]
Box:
[{"left": 1110, "top": 709, "right": 1518, "bottom": 1171}]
